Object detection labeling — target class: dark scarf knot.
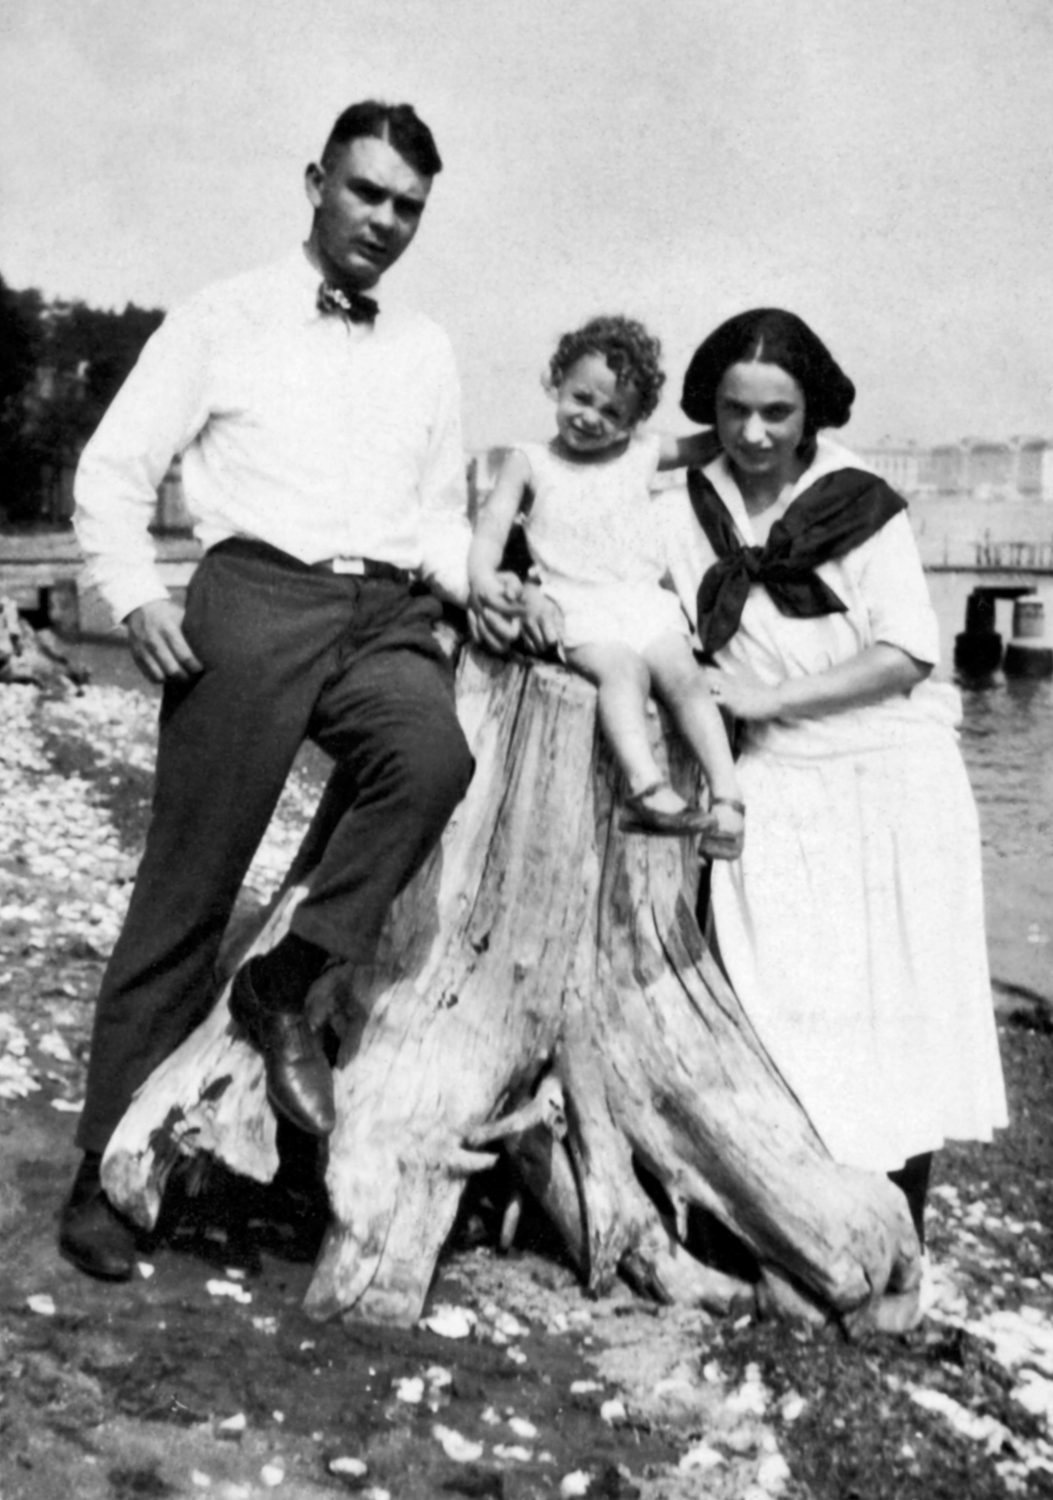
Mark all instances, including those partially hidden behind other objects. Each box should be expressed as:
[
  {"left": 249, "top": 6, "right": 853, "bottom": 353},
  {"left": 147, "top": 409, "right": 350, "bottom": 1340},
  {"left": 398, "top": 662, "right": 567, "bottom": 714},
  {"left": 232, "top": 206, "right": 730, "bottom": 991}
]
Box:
[
  {"left": 317, "top": 281, "right": 378, "bottom": 326},
  {"left": 688, "top": 465, "right": 906, "bottom": 654}
]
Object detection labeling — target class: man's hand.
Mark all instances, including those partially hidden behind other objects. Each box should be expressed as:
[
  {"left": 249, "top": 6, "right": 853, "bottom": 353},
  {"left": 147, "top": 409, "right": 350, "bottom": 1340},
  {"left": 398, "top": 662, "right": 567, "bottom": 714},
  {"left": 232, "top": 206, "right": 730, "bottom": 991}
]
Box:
[
  {"left": 468, "top": 602, "right": 523, "bottom": 655},
  {"left": 467, "top": 568, "right": 527, "bottom": 655},
  {"left": 124, "top": 598, "right": 204, "bottom": 685}
]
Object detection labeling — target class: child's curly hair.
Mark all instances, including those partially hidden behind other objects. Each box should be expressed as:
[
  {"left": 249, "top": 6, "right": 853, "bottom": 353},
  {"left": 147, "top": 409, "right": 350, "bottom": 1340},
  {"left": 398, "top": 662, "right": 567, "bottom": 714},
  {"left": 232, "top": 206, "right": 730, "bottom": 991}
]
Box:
[{"left": 545, "top": 315, "right": 666, "bottom": 422}]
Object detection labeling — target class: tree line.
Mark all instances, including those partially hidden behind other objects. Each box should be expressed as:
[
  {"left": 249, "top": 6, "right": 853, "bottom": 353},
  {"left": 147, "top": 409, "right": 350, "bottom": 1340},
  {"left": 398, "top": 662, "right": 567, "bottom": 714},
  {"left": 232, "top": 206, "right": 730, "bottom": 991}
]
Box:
[{"left": 0, "top": 274, "right": 164, "bottom": 527}]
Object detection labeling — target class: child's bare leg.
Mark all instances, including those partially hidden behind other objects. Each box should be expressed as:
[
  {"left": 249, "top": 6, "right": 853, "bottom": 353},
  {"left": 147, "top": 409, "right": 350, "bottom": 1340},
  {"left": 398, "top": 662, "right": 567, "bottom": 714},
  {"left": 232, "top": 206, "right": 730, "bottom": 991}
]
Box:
[
  {"left": 643, "top": 634, "right": 745, "bottom": 857},
  {"left": 566, "top": 641, "right": 687, "bottom": 815}
]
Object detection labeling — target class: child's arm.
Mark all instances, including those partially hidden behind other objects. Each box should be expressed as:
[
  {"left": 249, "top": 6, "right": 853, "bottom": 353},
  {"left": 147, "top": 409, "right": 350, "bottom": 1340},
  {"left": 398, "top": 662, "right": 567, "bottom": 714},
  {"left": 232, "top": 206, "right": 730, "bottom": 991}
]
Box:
[
  {"left": 655, "top": 428, "right": 723, "bottom": 473},
  {"left": 469, "top": 449, "right": 533, "bottom": 621}
]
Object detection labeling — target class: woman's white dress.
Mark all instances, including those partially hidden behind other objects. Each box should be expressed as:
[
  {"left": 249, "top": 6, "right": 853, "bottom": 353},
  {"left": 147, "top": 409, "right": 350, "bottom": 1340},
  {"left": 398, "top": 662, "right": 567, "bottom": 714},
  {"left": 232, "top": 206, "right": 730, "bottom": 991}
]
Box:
[{"left": 667, "top": 438, "right": 1008, "bottom": 1172}]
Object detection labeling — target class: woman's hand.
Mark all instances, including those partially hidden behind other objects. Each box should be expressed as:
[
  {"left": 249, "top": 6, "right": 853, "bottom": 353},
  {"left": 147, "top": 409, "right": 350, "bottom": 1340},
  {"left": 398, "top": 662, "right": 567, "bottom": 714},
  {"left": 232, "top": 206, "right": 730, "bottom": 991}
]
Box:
[
  {"left": 705, "top": 665, "right": 782, "bottom": 722},
  {"left": 518, "top": 584, "right": 564, "bottom": 656}
]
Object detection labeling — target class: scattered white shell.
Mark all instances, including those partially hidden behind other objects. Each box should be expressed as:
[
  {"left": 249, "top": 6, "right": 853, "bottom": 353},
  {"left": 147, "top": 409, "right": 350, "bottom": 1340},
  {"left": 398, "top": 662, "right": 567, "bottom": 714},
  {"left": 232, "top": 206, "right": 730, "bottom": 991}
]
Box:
[
  {"left": 38, "top": 1030, "right": 72, "bottom": 1060},
  {"left": 206, "top": 1279, "right": 252, "bottom": 1305},
  {"left": 779, "top": 1392, "right": 805, "bottom": 1423},
  {"left": 259, "top": 1462, "right": 284, "bottom": 1487},
  {"left": 483, "top": 1305, "right": 531, "bottom": 1339},
  {"left": 253, "top": 1317, "right": 279, "bottom": 1335},
  {"left": 481, "top": 1405, "right": 501, "bottom": 1425},
  {"left": 433, "top": 1425, "right": 484, "bottom": 1462},
  {"left": 137, "top": 1262, "right": 155, "bottom": 1279},
  {"left": 726, "top": 1376, "right": 769, "bottom": 1416},
  {"left": 420, "top": 1304, "right": 477, "bottom": 1339},
  {"left": 426, "top": 1365, "right": 453, "bottom": 1389},
  {"left": 570, "top": 1380, "right": 603, "bottom": 1395},
  {"left": 190, "top": 1473, "right": 212, "bottom": 1489},
  {"left": 506, "top": 1347, "right": 527, "bottom": 1365},
  {"left": 599, "top": 1398, "right": 627, "bottom": 1425},
  {"left": 678, "top": 1443, "right": 724, "bottom": 1472},
  {"left": 494, "top": 1445, "right": 532, "bottom": 1461},
  {"left": 328, "top": 1457, "right": 368, "bottom": 1479},
  {"left": 756, "top": 1452, "right": 792, "bottom": 1492},
  {"left": 26, "top": 1294, "right": 56, "bottom": 1317},
  {"left": 910, "top": 1388, "right": 1013, "bottom": 1451},
  {"left": 508, "top": 1416, "right": 538, "bottom": 1439},
  {"left": 217, "top": 1412, "right": 247, "bottom": 1435},
  {"left": 394, "top": 1376, "right": 425, "bottom": 1404},
  {"left": 560, "top": 1473, "right": 592, "bottom": 1498}
]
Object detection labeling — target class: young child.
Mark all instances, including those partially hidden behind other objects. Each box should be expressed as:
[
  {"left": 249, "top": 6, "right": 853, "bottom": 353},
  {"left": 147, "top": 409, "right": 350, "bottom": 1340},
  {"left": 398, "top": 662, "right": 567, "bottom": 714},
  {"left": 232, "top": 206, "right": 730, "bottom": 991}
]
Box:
[{"left": 469, "top": 315, "right": 744, "bottom": 847}]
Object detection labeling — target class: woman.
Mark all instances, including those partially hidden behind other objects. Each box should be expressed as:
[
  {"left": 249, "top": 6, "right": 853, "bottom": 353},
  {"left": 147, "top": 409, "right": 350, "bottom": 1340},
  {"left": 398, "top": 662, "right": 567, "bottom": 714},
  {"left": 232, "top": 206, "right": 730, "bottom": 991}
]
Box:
[{"left": 668, "top": 308, "right": 1007, "bottom": 1243}]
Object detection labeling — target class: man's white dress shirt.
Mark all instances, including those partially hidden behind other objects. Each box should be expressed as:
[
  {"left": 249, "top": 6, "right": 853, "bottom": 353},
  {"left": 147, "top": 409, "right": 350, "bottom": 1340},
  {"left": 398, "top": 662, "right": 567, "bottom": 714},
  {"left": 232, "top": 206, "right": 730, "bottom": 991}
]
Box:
[{"left": 75, "top": 249, "right": 471, "bottom": 625}]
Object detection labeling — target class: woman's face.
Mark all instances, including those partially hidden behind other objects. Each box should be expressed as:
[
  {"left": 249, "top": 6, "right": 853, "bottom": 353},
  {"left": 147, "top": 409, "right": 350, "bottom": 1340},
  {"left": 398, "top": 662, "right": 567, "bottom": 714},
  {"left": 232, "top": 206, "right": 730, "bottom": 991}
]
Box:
[{"left": 715, "top": 361, "right": 807, "bottom": 485}]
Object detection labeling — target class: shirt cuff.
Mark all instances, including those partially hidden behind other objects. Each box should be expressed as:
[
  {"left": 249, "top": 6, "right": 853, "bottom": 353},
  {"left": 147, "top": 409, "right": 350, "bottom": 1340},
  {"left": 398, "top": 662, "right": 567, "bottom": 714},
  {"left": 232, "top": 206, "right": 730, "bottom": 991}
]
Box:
[
  {"left": 82, "top": 565, "right": 172, "bottom": 629},
  {"left": 419, "top": 524, "right": 471, "bottom": 607}
]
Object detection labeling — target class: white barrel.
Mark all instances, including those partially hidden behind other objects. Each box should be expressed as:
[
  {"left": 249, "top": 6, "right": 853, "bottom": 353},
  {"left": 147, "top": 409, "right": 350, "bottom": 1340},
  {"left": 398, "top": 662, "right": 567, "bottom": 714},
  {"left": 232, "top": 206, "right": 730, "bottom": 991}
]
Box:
[{"left": 1012, "top": 598, "right": 1046, "bottom": 641}]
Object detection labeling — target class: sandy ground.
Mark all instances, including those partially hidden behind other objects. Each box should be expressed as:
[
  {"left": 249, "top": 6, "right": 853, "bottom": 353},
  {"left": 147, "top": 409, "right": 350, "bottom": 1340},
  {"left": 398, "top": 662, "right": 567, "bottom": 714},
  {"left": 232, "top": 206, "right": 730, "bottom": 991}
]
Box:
[{"left": 3, "top": 675, "right": 1053, "bottom": 1500}]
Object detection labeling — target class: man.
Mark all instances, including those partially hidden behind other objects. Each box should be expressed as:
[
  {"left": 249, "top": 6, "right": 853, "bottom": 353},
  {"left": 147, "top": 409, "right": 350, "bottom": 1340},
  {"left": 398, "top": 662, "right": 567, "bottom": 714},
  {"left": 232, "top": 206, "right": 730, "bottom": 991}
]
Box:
[{"left": 62, "top": 100, "right": 512, "bottom": 1281}]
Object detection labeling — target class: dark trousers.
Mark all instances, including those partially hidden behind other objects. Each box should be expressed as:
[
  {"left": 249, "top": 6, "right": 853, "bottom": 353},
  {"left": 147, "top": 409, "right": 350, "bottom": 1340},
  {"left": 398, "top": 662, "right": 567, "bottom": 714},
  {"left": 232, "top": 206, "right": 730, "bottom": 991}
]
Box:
[{"left": 76, "top": 540, "right": 474, "bottom": 1154}]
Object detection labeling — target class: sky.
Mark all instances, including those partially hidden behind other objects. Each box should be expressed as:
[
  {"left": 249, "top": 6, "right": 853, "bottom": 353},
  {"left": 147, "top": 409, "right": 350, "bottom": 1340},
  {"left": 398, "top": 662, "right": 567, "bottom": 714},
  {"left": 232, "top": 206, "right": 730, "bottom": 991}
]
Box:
[{"left": 2, "top": 0, "right": 1052, "bottom": 451}]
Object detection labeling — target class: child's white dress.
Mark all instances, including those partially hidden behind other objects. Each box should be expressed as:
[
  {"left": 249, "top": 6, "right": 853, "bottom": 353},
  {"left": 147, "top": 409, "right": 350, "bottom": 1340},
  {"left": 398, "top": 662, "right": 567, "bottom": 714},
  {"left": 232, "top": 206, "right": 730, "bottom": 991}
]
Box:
[
  {"left": 666, "top": 438, "right": 1008, "bottom": 1172},
  {"left": 519, "top": 435, "right": 688, "bottom": 652}
]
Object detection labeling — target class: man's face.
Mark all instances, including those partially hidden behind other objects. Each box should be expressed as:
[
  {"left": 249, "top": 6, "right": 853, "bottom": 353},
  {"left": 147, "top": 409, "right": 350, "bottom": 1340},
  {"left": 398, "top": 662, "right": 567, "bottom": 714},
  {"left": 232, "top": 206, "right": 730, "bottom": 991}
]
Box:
[{"left": 305, "top": 134, "right": 432, "bottom": 291}]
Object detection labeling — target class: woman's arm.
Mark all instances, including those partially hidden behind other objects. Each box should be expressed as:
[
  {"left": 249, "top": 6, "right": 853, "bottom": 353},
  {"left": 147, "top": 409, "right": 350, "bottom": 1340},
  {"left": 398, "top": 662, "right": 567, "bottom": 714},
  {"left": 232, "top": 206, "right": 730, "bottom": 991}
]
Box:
[
  {"left": 707, "top": 643, "right": 931, "bottom": 723},
  {"left": 655, "top": 428, "right": 722, "bottom": 472}
]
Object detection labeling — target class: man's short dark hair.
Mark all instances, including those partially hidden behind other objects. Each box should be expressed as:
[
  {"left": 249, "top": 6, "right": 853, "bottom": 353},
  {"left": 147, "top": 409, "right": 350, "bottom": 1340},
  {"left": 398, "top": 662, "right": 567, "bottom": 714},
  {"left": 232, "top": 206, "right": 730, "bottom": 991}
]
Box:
[{"left": 321, "top": 100, "right": 442, "bottom": 178}]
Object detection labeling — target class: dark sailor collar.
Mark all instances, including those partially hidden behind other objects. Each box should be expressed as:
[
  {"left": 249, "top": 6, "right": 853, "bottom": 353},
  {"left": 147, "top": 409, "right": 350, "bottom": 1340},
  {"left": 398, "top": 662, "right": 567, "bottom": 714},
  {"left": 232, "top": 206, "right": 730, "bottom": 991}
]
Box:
[{"left": 688, "top": 446, "right": 906, "bottom": 654}]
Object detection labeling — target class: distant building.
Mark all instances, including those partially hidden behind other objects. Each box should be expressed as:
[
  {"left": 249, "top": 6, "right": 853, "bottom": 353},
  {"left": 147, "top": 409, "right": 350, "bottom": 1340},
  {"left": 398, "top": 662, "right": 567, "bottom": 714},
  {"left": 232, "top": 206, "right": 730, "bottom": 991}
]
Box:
[
  {"left": 857, "top": 439, "right": 923, "bottom": 494},
  {"left": 1014, "top": 438, "right": 1053, "bottom": 501},
  {"left": 857, "top": 436, "right": 1053, "bottom": 503}
]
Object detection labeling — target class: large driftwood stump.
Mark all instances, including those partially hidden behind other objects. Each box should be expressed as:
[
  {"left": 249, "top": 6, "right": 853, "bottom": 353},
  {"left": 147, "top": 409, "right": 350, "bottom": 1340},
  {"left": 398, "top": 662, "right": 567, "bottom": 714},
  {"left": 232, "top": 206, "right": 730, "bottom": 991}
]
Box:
[{"left": 103, "top": 648, "right": 920, "bottom": 1332}]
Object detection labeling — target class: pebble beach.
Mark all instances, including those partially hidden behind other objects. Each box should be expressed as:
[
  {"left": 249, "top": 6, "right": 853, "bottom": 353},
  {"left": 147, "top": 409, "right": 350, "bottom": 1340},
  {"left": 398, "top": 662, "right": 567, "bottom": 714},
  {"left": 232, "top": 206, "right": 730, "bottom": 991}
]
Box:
[{"left": 3, "top": 672, "right": 1053, "bottom": 1500}]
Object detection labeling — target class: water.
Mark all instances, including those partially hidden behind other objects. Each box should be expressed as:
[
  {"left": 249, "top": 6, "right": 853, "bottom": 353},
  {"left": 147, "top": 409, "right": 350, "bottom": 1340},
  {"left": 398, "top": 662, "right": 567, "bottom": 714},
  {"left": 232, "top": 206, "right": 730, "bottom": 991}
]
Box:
[
  {"left": 926, "top": 573, "right": 1053, "bottom": 860},
  {"left": 925, "top": 573, "right": 1052, "bottom": 999}
]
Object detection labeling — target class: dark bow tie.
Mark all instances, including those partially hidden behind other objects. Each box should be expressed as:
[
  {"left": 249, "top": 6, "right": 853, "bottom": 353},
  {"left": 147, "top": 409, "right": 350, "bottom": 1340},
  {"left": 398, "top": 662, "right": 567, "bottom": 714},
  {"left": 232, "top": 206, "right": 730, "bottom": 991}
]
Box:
[{"left": 317, "top": 281, "right": 378, "bottom": 326}]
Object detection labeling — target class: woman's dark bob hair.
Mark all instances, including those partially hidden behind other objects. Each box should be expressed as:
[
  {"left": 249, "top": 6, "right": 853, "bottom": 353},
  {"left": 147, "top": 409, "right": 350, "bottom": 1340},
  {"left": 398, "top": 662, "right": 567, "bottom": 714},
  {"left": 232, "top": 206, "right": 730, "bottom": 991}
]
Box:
[{"left": 680, "top": 308, "right": 856, "bottom": 437}]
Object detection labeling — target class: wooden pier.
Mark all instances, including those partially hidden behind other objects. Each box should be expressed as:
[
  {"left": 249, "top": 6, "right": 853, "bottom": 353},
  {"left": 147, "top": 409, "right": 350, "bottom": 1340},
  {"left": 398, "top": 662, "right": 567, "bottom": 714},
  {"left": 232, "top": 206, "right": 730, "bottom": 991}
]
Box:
[{"left": 0, "top": 530, "right": 200, "bottom": 633}]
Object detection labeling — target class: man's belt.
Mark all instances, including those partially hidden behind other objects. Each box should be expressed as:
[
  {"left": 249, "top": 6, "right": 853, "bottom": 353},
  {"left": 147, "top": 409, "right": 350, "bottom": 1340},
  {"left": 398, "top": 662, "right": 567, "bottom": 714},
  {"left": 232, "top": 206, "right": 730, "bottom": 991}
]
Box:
[
  {"left": 208, "top": 538, "right": 414, "bottom": 586},
  {"left": 313, "top": 556, "right": 414, "bottom": 583}
]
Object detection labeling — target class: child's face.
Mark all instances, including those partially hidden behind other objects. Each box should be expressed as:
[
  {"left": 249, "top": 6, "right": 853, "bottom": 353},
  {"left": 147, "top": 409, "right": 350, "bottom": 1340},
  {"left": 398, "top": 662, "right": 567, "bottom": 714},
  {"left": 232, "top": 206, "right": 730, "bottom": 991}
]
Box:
[{"left": 555, "top": 354, "right": 641, "bottom": 456}]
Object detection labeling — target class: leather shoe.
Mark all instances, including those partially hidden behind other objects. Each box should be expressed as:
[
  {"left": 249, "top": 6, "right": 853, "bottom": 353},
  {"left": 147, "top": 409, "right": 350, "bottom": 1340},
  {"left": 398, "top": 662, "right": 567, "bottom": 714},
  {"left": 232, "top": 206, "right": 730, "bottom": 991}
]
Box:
[
  {"left": 59, "top": 1173, "right": 136, "bottom": 1281},
  {"left": 229, "top": 962, "right": 335, "bottom": 1137}
]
